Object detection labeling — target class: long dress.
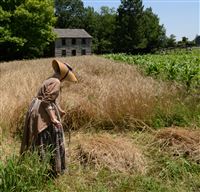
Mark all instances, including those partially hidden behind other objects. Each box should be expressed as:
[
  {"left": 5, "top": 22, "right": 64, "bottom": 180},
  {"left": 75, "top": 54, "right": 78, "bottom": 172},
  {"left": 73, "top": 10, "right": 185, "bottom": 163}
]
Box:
[{"left": 20, "top": 77, "right": 66, "bottom": 175}]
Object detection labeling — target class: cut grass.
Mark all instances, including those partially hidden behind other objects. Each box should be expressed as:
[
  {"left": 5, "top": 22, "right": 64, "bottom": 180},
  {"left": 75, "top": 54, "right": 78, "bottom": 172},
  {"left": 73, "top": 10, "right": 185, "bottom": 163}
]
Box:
[
  {"left": 154, "top": 127, "right": 200, "bottom": 163},
  {"left": 1, "top": 130, "right": 200, "bottom": 192},
  {"left": 73, "top": 133, "right": 146, "bottom": 174}
]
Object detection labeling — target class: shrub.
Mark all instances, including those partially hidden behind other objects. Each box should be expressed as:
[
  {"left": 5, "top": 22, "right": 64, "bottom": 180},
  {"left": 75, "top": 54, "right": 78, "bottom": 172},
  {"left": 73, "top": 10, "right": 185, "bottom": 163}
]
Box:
[{"left": 0, "top": 152, "right": 53, "bottom": 192}]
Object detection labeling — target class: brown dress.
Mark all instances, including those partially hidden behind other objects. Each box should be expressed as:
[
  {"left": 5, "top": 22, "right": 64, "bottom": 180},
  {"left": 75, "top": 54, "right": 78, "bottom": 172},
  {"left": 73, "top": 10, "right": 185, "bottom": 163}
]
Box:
[{"left": 20, "top": 77, "right": 66, "bottom": 175}]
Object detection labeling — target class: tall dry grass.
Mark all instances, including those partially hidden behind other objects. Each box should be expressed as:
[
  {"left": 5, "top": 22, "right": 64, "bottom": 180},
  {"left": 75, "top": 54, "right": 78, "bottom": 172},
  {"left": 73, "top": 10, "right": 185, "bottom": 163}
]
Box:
[{"left": 0, "top": 56, "right": 175, "bottom": 133}]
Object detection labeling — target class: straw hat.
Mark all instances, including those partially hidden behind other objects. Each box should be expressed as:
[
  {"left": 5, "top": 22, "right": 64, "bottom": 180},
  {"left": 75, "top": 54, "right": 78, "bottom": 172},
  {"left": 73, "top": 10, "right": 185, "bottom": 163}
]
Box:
[{"left": 52, "top": 59, "right": 78, "bottom": 82}]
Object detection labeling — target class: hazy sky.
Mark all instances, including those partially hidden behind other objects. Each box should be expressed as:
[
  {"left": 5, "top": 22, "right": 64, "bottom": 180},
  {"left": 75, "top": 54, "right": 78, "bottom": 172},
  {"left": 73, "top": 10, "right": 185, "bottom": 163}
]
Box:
[{"left": 82, "top": 0, "right": 200, "bottom": 41}]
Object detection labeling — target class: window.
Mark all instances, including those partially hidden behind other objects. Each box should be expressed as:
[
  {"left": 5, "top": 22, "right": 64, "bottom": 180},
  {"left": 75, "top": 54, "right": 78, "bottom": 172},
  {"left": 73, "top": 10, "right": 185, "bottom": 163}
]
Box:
[
  {"left": 62, "top": 50, "right": 66, "bottom": 56},
  {"left": 82, "top": 38, "right": 86, "bottom": 45},
  {"left": 72, "top": 38, "right": 76, "bottom": 45},
  {"left": 81, "top": 49, "right": 86, "bottom": 55},
  {"left": 62, "top": 38, "right": 66, "bottom": 46},
  {"left": 71, "top": 50, "right": 76, "bottom": 56}
]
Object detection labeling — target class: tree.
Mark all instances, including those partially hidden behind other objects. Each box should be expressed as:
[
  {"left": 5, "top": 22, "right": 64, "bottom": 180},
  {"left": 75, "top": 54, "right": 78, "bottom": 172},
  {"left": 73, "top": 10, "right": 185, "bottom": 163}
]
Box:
[
  {"left": 166, "top": 34, "right": 177, "bottom": 48},
  {"left": 177, "top": 36, "right": 193, "bottom": 48},
  {"left": 82, "top": 7, "right": 98, "bottom": 35},
  {"left": 55, "top": 0, "right": 85, "bottom": 28},
  {"left": 143, "top": 8, "right": 166, "bottom": 51},
  {"left": 114, "top": 0, "right": 167, "bottom": 53},
  {"left": 95, "top": 6, "right": 116, "bottom": 53},
  {"left": 0, "top": 0, "right": 56, "bottom": 60},
  {"left": 82, "top": 6, "right": 99, "bottom": 51},
  {"left": 82, "top": 6, "right": 116, "bottom": 54},
  {"left": 195, "top": 35, "right": 200, "bottom": 46},
  {"left": 114, "top": 0, "right": 146, "bottom": 53}
]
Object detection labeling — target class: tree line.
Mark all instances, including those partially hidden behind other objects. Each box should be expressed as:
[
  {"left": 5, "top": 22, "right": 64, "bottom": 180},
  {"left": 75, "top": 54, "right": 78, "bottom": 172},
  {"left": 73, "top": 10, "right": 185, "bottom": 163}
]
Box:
[{"left": 0, "top": 0, "right": 198, "bottom": 61}]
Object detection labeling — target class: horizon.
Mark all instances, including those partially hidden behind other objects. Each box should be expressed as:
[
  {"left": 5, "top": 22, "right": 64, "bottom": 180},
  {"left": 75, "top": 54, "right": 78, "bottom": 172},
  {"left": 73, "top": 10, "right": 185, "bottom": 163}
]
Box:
[{"left": 82, "top": 0, "right": 200, "bottom": 41}]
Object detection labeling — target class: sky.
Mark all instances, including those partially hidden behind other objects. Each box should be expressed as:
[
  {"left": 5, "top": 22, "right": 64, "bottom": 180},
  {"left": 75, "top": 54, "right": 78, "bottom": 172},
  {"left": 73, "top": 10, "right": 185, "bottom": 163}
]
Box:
[{"left": 82, "top": 0, "right": 200, "bottom": 41}]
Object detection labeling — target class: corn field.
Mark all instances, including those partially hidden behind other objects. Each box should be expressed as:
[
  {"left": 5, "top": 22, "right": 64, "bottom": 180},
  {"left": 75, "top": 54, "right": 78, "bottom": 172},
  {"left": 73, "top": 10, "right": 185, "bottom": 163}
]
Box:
[{"left": 104, "top": 49, "right": 200, "bottom": 91}]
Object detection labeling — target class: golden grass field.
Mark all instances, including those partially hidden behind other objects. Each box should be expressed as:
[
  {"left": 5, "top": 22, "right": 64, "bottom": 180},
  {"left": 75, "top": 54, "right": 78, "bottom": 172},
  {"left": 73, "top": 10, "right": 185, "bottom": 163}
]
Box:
[
  {"left": 0, "top": 55, "right": 199, "bottom": 191},
  {"left": 0, "top": 55, "right": 176, "bottom": 132}
]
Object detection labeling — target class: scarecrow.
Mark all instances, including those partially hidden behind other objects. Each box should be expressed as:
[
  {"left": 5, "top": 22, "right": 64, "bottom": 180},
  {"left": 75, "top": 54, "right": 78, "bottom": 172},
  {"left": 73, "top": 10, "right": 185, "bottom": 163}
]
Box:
[{"left": 20, "top": 59, "right": 77, "bottom": 175}]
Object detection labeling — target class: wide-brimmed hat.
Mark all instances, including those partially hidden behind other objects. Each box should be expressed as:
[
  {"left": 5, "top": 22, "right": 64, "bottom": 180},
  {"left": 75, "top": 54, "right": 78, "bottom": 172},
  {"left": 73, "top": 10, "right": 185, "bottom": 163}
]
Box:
[{"left": 52, "top": 59, "right": 78, "bottom": 82}]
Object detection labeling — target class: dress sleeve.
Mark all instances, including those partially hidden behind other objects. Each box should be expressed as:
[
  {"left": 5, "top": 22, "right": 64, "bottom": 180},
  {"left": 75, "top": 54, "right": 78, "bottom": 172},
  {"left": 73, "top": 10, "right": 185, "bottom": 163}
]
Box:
[{"left": 40, "top": 79, "right": 61, "bottom": 107}]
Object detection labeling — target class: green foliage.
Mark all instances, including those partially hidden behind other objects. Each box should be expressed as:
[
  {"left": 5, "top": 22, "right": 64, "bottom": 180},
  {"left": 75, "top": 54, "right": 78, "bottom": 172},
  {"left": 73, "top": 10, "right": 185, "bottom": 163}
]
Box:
[
  {"left": 166, "top": 34, "right": 177, "bottom": 47},
  {"left": 147, "top": 150, "right": 200, "bottom": 192},
  {"left": 104, "top": 49, "right": 200, "bottom": 90},
  {"left": 0, "top": 0, "right": 56, "bottom": 60},
  {"left": 52, "top": 166, "right": 171, "bottom": 192},
  {"left": 159, "top": 158, "right": 200, "bottom": 182},
  {"left": 83, "top": 6, "right": 116, "bottom": 54},
  {"left": 195, "top": 35, "right": 200, "bottom": 46},
  {"left": 93, "top": 6, "right": 116, "bottom": 54},
  {"left": 114, "top": 0, "right": 166, "bottom": 53},
  {"left": 92, "top": 169, "right": 170, "bottom": 192},
  {"left": 55, "top": 0, "right": 85, "bottom": 28},
  {"left": 151, "top": 105, "right": 189, "bottom": 129},
  {"left": 114, "top": 0, "right": 146, "bottom": 52},
  {"left": 0, "top": 152, "right": 53, "bottom": 192},
  {"left": 143, "top": 8, "right": 166, "bottom": 51},
  {"left": 147, "top": 97, "right": 199, "bottom": 129}
]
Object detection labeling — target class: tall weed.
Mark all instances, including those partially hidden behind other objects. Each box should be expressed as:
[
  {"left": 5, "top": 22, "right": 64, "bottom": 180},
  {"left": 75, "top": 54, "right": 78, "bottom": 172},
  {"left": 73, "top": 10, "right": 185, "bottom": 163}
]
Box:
[{"left": 0, "top": 152, "right": 53, "bottom": 192}]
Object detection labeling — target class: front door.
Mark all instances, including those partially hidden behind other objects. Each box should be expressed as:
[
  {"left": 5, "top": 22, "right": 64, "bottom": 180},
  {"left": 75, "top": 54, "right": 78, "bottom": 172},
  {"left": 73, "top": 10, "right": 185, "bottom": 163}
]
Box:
[
  {"left": 62, "top": 50, "right": 66, "bottom": 56},
  {"left": 72, "top": 50, "right": 76, "bottom": 56}
]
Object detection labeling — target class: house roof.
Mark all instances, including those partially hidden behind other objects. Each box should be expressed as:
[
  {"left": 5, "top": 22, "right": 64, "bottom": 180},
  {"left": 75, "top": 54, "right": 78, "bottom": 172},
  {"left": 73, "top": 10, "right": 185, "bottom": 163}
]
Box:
[{"left": 54, "top": 28, "right": 92, "bottom": 38}]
